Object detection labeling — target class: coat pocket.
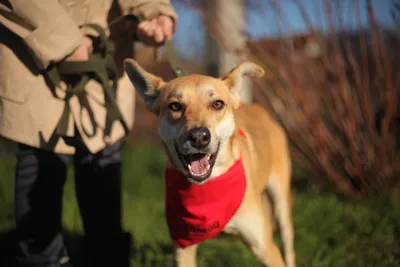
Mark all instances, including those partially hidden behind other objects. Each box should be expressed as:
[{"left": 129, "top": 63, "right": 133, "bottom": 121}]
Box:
[
  {"left": 0, "top": 67, "right": 40, "bottom": 104},
  {"left": 0, "top": 43, "right": 40, "bottom": 104}
]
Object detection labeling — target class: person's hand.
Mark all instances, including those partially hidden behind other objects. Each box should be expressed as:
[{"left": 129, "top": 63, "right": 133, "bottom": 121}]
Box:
[
  {"left": 58, "top": 36, "right": 93, "bottom": 75},
  {"left": 136, "top": 15, "right": 175, "bottom": 46},
  {"left": 65, "top": 36, "right": 93, "bottom": 62}
]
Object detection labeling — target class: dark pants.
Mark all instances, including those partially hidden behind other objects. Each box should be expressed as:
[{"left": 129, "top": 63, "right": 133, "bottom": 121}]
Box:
[{"left": 14, "top": 141, "right": 132, "bottom": 267}]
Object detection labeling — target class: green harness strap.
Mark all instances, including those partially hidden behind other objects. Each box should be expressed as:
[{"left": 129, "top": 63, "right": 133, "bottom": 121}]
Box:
[
  {"left": 47, "top": 23, "right": 129, "bottom": 138},
  {"left": 46, "top": 15, "right": 186, "bottom": 143}
]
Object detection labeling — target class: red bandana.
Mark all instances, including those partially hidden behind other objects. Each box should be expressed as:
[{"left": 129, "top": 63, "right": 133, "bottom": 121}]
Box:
[{"left": 164, "top": 129, "right": 247, "bottom": 248}]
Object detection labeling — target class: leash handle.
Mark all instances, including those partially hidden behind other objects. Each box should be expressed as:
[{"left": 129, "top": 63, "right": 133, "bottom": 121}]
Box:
[{"left": 111, "top": 13, "right": 186, "bottom": 77}]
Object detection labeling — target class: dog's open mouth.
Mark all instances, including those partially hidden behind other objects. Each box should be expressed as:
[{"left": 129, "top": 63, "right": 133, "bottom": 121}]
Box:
[{"left": 176, "top": 148, "right": 218, "bottom": 183}]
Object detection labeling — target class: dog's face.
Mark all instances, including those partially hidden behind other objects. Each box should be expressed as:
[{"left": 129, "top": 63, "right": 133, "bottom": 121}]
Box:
[
  {"left": 124, "top": 59, "right": 264, "bottom": 184},
  {"left": 157, "top": 76, "right": 237, "bottom": 184}
]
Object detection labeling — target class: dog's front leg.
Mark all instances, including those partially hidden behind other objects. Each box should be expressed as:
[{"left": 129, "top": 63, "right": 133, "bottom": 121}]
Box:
[
  {"left": 175, "top": 244, "right": 198, "bottom": 267},
  {"left": 236, "top": 206, "right": 286, "bottom": 267}
]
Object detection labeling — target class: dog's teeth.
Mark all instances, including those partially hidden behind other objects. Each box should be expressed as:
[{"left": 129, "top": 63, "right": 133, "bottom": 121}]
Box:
[{"left": 187, "top": 161, "right": 211, "bottom": 177}]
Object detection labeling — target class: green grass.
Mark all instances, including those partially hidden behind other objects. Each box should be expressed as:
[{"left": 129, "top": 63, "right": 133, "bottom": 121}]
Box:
[{"left": 1, "top": 142, "right": 400, "bottom": 267}]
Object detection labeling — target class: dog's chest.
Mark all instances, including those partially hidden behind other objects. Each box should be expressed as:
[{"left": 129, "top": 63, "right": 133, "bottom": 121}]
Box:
[
  {"left": 222, "top": 211, "right": 246, "bottom": 235},
  {"left": 165, "top": 159, "right": 248, "bottom": 247},
  {"left": 223, "top": 220, "right": 240, "bottom": 235}
]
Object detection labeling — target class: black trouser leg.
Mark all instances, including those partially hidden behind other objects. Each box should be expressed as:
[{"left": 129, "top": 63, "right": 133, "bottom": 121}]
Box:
[
  {"left": 14, "top": 144, "right": 68, "bottom": 267},
  {"left": 74, "top": 141, "right": 131, "bottom": 267}
]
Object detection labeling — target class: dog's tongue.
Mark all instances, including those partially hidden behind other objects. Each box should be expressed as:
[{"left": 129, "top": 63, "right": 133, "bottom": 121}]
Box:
[{"left": 190, "top": 156, "right": 209, "bottom": 175}]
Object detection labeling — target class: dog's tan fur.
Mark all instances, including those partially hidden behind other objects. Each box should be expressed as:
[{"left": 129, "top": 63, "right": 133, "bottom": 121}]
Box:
[{"left": 124, "top": 59, "right": 295, "bottom": 267}]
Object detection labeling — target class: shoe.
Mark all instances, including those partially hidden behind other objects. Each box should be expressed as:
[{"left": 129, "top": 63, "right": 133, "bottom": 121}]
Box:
[
  {"left": 83, "top": 232, "right": 132, "bottom": 267},
  {"left": 59, "top": 247, "right": 70, "bottom": 265}
]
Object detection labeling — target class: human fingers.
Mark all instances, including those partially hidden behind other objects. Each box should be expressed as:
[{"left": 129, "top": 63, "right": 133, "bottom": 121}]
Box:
[
  {"left": 153, "top": 26, "right": 164, "bottom": 43},
  {"left": 157, "top": 15, "right": 174, "bottom": 40}
]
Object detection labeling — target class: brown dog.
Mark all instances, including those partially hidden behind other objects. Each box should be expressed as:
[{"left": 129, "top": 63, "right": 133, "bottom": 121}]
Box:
[{"left": 124, "top": 59, "right": 295, "bottom": 267}]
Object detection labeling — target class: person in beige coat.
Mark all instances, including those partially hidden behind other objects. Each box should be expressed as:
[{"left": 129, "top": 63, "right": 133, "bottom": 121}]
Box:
[{"left": 0, "top": 1, "right": 177, "bottom": 266}]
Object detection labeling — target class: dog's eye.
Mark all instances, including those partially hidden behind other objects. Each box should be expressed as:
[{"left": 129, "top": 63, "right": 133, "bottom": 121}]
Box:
[
  {"left": 211, "top": 100, "right": 225, "bottom": 110},
  {"left": 169, "top": 102, "right": 183, "bottom": 112}
]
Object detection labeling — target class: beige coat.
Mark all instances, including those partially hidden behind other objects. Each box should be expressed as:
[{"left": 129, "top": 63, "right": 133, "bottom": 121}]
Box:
[{"left": 0, "top": 0, "right": 177, "bottom": 154}]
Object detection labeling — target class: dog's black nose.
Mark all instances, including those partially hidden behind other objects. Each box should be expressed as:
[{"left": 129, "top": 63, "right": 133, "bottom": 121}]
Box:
[{"left": 187, "top": 127, "right": 211, "bottom": 149}]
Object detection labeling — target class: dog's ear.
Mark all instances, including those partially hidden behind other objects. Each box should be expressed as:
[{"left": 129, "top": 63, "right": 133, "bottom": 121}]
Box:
[
  {"left": 124, "top": 58, "right": 165, "bottom": 114},
  {"left": 221, "top": 61, "right": 265, "bottom": 107}
]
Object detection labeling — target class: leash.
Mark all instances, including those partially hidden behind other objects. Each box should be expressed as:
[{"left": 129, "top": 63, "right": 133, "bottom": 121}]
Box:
[
  {"left": 45, "top": 13, "right": 186, "bottom": 140},
  {"left": 46, "top": 23, "right": 128, "bottom": 138},
  {"left": 108, "top": 13, "right": 186, "bottom": 77}
]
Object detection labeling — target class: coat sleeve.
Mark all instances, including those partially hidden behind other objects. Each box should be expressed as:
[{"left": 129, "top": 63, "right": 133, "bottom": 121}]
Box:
[
  {"left": 119, "top": 0, "right": 178, "bottom": 23},
  {"left": 0, "top": 0, "right": 84, "bottom": 70}
]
